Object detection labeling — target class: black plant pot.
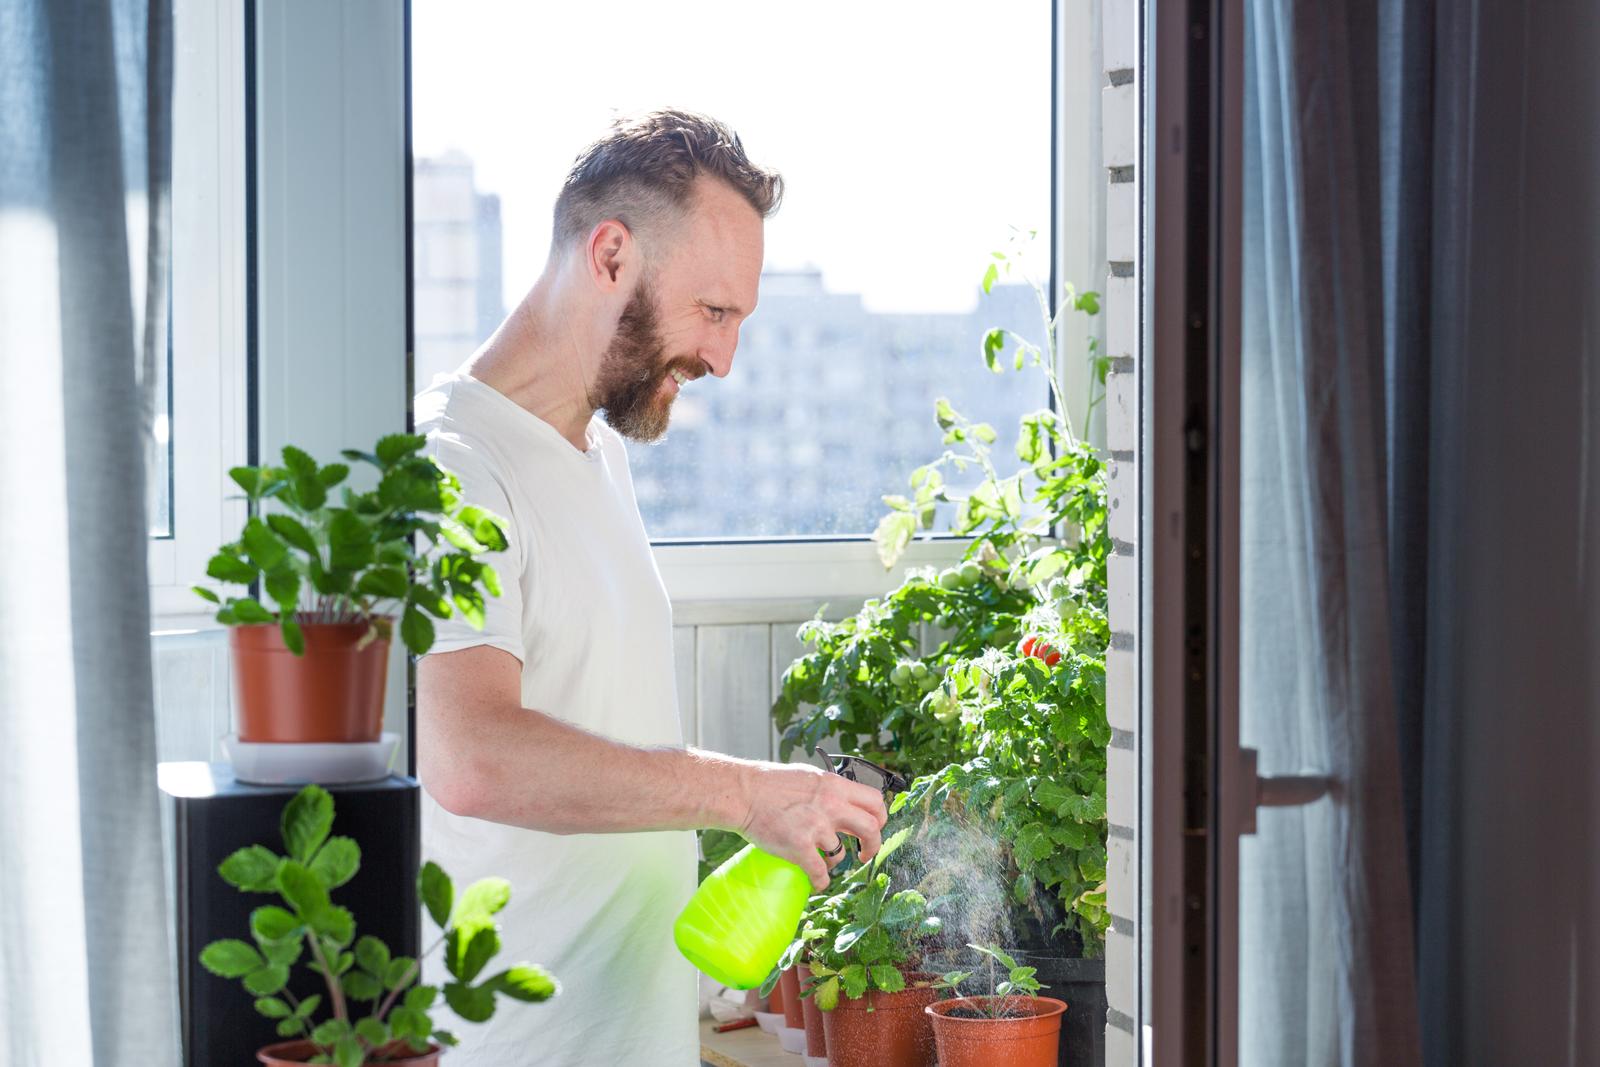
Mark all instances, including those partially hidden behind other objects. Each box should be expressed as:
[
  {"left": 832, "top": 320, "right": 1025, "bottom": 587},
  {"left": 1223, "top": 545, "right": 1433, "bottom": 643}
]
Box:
[{"left": 1014, "top": 902, "right": 1107, "bottom": 1067}]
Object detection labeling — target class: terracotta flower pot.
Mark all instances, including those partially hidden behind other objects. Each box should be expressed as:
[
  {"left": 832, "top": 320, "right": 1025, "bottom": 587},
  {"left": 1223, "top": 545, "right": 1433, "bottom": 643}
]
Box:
[
  {"left": 925, "top": 995, "right": 1068, "bottom": 1067},
  {"left": 256, "top": 1038, "right": 442, "bottom": 1066},
  {"left": 231, "top": 621, "right": 390, "bottom": 742},
  {"left": 820, "top": 984, "right": 938, "bottom": 1067},
  {"left": 798, "top": 963, "right": 827, "bottom": 1057},
  {"left": 769, "top": 969, "right": 786, "bottom": 1016},
  {"left": 780, "top": 965, "right": 806, "bottom": 1029}
]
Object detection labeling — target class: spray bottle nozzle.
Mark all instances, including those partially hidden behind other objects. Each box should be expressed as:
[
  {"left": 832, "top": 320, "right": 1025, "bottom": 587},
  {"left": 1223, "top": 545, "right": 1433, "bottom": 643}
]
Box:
[{"left": 816, "top": 748, "right": 909, "bottom": 801}]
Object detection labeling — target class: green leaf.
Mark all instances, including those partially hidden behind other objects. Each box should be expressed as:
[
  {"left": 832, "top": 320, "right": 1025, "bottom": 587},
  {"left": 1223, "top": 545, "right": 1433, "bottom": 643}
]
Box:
[
  {"left": 388, "top": 1007, "right": 427, "bottom": 1041},
  {"left": 192, "top": 585, "right": 220, "bottom": 604},
  {"left": 419, "top": 862, "right": 453, "bottom": 928},
  {"left": 230, "top": 466, "right": 263, "bottom": 498},
  {"left": 871, "top": 510, "right": 916, "bottom": 571},
  {"left": 266, "top": 513, "right": 318, "bottom": 554},
  {"left": 229, "top": 597, "right": 275, "bottom": 624},
  {"left": 869, "top": 965, "right": 905, "bottom": 993},
  {"left": 355, "top": 566, "right": 408, "bottom": 599},
  {"left": 318, "top": 463, "right": 351, "bottom": 488},
  {"left": 243, "top": 964, "right": 289, "bottom": 996},
  {"left": 264, "top": 567, "right": 300, "bottom": 611},
  {"left": 251, "top": 905, "right": 301, "bottom": 943},
  {"left": 456, "top": 505, "right": 509, "bottom": 551},
  {"left": 311, "top": 905, "right": 355, "bottom": 946},
  {"left": 445, "top": 925, "right": 500, "bottom": 983},
  {"left": 218, "top": 845, "right": 282, "bottom": 892},
  {"left": 200, "top": 939, "right": 265, "bottom": 978},
  {"left": 880, "top": 890, "right": 927, "bottom": 928},
  {"left": 404, "top": 984, "right": 438, "bottom": 1011},
  {"left": 982, "top": 328, "right": 1006, "bottom": 372},
  {"left": 433, "top": 1030, "right": 460, "bottom": 1048},
  {"left": 401, "top": 606, "right": 435, "bottom": 656},
  {"left": 280, "top": 618, "right": 305, "bottom": 656},
  {"left": 281, "top": 445, "right": 316, "bottom": 478},
  {"left": 312, "top": 1018, "right": 351, "bottom": 1046},
  {"left": 355, "top": 935, "right": 390, "bottom": 977},
  {"left": 206, "top": 552, "right": 258, "bottom": 585},
  {"left": 281, "top": 786, "right": 334, "bottom": 864},
  {"left": 354, "top": 1017, "right": 389, "bottom": 1046},
  {"left": 813, "top": 976, "right": 840, "bottom": 1011},
  {"left": 971, "top": 943, "right": 1021, "bottom": 971},
  {"left": 981, "top": 261, "right": 1000, "bottom": 294},
  {"left": 1014, "top": 823, "right": 1054, "bottom": 865},
  {"left": 342, "top": 971, "right": 383, "bottom": 1001},
  {"left": 277, "top": 861, "right": 331, "bottom": 919},
  {"left": 261, "top": 937, "right": 303, "bottom": 968},
  {"left": 309, "top": 836, "right": 360, "bottom": 890},
  {"left": 839, "top": 963, "right": 868, "bottom": 1000},
  {"left": 254, "top": 996, "right": 293, "bottom": 1019},
  {"left": 333, "top": 1035, "right": 364, "bottom": 1067},
  {"left": 385, "top": 956, "right": 418, "bottom": 991},
  {"left": 242, "top": 517, "right": 288, "bottom": 571},
  {"left": 491, "top": 964, "right": 558, "bottom": 1002},
  {"left": 275, "top": 1018, "right": 302, "bottom": 1039},
  {"left": 376, "top": 433, "right": 429, "bottom": 465},
  {"left": 294, "top": 994, "right": 322, "bottom": 1019},
  {"left": 327, "top": 510, "right": 374, "bottom": 571},
  {"left": 443, "top": 981, "right": 498, "bottom": 1023}
]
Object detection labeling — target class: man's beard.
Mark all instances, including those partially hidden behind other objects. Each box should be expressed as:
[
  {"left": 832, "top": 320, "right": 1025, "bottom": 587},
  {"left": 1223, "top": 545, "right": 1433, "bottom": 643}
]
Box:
[{"left": 590, "top": 277, "right": 697, "bottom": 443}]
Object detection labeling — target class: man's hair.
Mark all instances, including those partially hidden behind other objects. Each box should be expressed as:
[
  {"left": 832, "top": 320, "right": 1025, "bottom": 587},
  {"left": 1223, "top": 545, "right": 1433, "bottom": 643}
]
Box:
[{"left": 552, "top": 109, "right": 783, "bottom": 255}]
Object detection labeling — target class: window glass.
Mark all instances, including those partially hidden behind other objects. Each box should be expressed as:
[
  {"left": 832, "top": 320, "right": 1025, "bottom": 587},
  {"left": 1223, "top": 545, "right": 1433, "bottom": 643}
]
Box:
[{"left": 411, "top": 0, "right": 1052, "bottom": 537}]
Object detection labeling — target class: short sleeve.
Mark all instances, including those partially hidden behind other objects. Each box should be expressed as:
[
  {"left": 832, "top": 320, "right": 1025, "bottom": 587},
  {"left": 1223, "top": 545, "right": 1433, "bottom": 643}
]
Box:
[{"left": 424, "top": 430, "right": 525, "bottom": 664}]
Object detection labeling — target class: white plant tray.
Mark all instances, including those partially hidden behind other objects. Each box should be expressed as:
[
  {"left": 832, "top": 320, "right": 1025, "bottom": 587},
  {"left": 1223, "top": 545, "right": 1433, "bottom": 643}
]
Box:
[
  {"left": 777, "top": 1027, "right": 808, "bottom": 1054},
  {"left": 753, "top": 1011, "right": 785, "bottom": 1035},
  {"left": 223, "top": 732, "right": 399, "bottom": 786}
]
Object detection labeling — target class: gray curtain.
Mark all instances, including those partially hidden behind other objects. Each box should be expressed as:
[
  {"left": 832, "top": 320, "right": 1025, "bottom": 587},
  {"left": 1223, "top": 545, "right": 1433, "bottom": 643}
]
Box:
[
  {"left": 1241, "top": 0, "right": 1600, "bottom": 1064},
  {"left": 1238, "top": 0, "right": 1422, "bottom": 1063},
  {"left": 0, "top": 0, "right": 178, "bottom": 1064}
]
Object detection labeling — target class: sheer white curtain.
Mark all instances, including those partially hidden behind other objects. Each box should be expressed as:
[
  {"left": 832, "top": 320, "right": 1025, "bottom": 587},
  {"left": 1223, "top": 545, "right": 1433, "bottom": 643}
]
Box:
[
  {"left": 1237, "top": 1, "right": 1423, "bottom": 1063},
  {"left": 0, "top": 0, "right": 178, "bottom": 1063}
]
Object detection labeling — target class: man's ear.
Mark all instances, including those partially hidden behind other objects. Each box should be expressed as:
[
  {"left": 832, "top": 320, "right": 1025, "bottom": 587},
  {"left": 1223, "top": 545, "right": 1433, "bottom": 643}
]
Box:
[{"left": 585, "top": 218, "right": 633, "bottom": 291}]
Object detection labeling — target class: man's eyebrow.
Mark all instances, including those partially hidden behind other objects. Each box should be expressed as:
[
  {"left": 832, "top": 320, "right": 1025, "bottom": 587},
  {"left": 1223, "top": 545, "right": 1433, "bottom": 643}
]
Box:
[{"left": 701, "top": 297, "right": 747, "bottom": 316}]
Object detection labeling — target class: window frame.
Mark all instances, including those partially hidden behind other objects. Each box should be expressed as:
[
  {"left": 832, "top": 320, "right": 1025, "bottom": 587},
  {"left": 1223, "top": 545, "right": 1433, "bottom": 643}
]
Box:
[{"left": 148, "top": 0, "right": 249, "bottom": 625}]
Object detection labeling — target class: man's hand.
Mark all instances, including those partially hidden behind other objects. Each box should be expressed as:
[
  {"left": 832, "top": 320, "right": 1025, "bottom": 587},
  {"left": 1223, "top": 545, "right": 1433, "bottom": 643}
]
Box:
[{"left": 734, "top": 762, "right": 889, "bottom": 892}]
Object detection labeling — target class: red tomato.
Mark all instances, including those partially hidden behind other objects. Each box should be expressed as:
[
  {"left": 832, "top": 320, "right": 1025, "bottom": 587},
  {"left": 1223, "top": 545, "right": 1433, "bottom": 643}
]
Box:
[{"left": 1019, "top": 635, "right": 1036, "bottom": 657}]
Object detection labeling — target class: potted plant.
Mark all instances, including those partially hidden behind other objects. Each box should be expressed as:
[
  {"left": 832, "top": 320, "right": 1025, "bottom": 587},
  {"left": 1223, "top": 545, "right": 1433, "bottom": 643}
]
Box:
[
  {"left": 761, "top": 828, "right": 942, "bottom": 1067},
  {"left": 200, "top": 784, "right": 556, "bottom": 1066},
  {"left": 195, "top": 433, "right": 507, "bottom": 743},
  {"left": 926, "top": 944, "right": 1068, "bottom": 1067},
  {"left": 770, "top": 247, "right": 1111, "bottom": 1064}
]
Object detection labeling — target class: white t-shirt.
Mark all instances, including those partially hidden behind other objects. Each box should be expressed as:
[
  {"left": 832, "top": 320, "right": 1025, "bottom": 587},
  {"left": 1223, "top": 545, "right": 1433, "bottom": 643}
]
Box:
[{"left": 415, "top": 373, "right": 698, "bottom": 1067}]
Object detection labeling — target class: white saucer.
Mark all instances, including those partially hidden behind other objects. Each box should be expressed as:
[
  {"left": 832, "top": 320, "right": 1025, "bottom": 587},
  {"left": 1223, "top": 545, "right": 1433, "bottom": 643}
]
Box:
[
  {"left": 754, "top": 1011, "right": 785, "bottom": 1035},
  {"left": 777, "top": 1027, "right": 808, "bottom": 1054},
  {"left": 223, "top": 732, "right": 399, "bottom": 785}
]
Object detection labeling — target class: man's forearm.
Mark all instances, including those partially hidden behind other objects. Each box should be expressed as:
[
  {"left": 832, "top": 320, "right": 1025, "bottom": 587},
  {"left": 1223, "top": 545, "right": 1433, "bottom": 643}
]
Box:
[{"left": 421, "top": 696, "right": 753, "bottom": 836}]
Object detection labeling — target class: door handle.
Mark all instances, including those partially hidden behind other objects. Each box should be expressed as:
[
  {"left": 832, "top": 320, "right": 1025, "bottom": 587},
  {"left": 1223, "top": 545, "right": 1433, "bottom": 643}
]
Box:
[{"left": 1238, "top": 747, "right": 1331, "bottom": 835}]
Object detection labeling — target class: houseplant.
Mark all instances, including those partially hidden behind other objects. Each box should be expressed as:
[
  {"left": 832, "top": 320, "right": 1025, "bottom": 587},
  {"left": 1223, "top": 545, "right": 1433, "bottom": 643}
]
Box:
[
  {"left": 771, "top": 246, "right": 1111, "bottom": 1064},
  {"left": 762, "top": 827, "right": 944, "bottom": 1067},
  {"left": 200, "top": 784, "right": 556, "bottom": 1066},
  {"left": 195, "top": 433, "right": 508, "bottom": 742},
  {"left": 925, "top": 944, "right": 1068, "bottom": 1067},
  {"left": 771, "top": 247, "right": 1110, "bottom": 952}
]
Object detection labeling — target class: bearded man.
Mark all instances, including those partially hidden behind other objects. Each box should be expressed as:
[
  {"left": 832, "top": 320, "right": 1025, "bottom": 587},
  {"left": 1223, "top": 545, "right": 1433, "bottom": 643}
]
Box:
[{"left": 414, "top": 110, "right": 887, "bottom": 1066}]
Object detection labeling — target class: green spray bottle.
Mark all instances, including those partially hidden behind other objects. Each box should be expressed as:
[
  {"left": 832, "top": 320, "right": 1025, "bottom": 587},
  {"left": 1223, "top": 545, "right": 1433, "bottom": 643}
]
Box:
[{"left": 673, "top": 752, "right": 908, "bottom": 989}]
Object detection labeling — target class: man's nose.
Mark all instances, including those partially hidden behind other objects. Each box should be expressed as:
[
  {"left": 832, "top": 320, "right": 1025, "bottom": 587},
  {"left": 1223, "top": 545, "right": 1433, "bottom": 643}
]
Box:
[{"left": 702, "top": 331, "right": 737, "bottom": 378}]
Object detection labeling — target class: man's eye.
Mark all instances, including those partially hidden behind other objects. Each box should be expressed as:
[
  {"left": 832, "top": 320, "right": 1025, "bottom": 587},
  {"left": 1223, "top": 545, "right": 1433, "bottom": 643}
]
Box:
[{"left": 706, "top": 306, "right": 726, "bottom": 322}]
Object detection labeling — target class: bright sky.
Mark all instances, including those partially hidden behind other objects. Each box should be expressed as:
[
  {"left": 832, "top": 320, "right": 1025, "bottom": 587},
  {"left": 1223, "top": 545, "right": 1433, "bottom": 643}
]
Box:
[{"left": 410, "top": 0, "right": 1052, "bottom": 314}]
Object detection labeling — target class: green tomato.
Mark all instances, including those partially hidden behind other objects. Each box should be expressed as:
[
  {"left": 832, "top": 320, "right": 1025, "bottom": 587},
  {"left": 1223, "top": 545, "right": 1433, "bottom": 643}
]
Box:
[
  {"left": 938, "top": 569, "right": 963, "bottom": 591},
  {"left": 957, "top": 561, "right": 982, "bottom": 587},
  {"left": 909, "top": 661, "right": 930, "bottom": 681},
  {"left": 890, "top": 664, "right": 911, "bottom": 686},
  {"left": 929, "top": 692, "right": 960, "bottom": 724}
]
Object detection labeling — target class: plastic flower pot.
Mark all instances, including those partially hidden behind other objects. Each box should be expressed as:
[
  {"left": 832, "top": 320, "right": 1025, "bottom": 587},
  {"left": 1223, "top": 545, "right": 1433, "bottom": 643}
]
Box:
[
  {"left": 798, "top": 964, "right": 827, "bottom": 1058},
  {"left": 256, "top": 1039, "right": 442, "bottom": 1066},
  {"left": 231, "top": 621, "right": 390, "bottom": 742},
  {"left": 925, "top": 995, "right": 1068, "bottom": 1067},
  {"left": 819, "top": 985, "right": 938, "bottom": 1067},
  {"left": 780, "top": 966, "right": 806, "bottom": 1030}
]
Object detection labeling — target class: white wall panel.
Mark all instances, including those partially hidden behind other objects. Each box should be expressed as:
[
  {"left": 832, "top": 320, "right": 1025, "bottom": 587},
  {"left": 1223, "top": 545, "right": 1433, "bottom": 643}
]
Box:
[{"left": 695, "top": 624, "right": 773, "bottom": 761}]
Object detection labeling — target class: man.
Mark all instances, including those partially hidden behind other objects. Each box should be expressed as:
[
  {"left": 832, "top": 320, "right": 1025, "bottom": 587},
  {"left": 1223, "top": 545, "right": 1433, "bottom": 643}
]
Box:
[{"left": 414, "top": 110, "right": 888, "bottom": 1066}]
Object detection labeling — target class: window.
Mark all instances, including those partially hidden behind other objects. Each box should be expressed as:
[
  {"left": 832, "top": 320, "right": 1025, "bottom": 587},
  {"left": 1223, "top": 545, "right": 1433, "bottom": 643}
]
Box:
[
  {"left": 148, "top": 0, "right": 248, "bottom": 619},
  {"left": 410, "top": 0, "right": 1060, "bottom": 540}
]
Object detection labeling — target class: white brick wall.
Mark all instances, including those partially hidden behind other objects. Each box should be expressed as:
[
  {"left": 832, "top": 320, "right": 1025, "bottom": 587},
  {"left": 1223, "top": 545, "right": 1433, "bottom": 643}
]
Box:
[{"left": 1101, "top": 0, "right": 1139, "bottom": 1059}]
